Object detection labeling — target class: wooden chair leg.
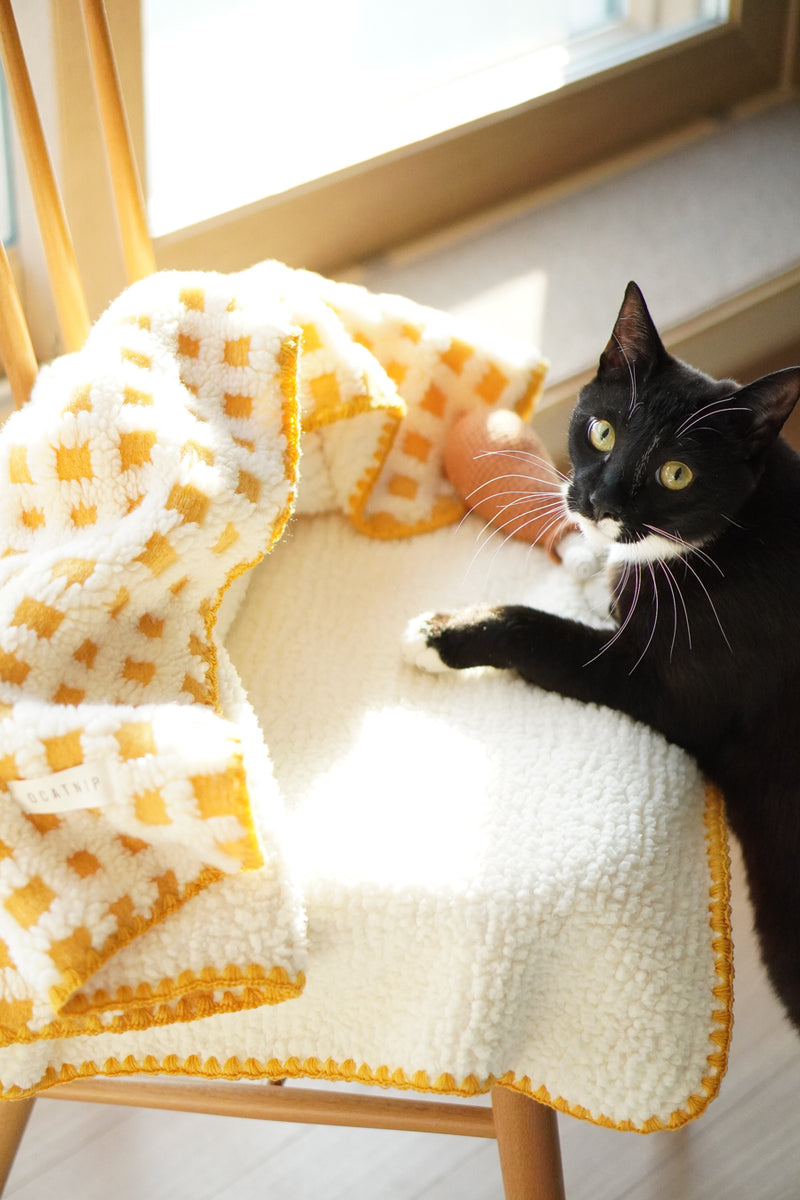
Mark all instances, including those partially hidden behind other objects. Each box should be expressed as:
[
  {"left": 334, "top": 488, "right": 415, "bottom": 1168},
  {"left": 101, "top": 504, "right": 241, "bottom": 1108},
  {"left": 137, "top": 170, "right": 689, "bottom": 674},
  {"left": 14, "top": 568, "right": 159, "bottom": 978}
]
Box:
[
  {"left": 492, "top": 1087, "right": 566, "bottom": 1200},
  {"left": 0, "top": 1098, "right": 34, "bottom": 1195}
]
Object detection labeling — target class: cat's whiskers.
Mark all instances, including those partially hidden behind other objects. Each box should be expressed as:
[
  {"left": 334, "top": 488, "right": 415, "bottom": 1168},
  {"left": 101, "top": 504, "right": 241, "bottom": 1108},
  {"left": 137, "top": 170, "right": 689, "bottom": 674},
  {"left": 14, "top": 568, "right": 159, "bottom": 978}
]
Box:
[
  {"left": 459, "top": 465, "right": 569, "bottom": 545},
  {"left": 675, "top": 400, "right": 750, "bottom": 437},
  {"left": 640, "top": 521, "right": 730, "bottom": 649},
  {"left": 629, "top": 563, "right": 661, "bottom": 674},
  {"left": 462, "top": 491, "right": 570, "bottom": 579},
  {"left": 457, "top": 468, "right": 569, "bottom": 537},
  {"left": 464, "top": 478, "right": 569, "bottom": 509},
  {"left": 456, "top": 474, "right": 563, "bottom": 536},
  {"left": 656, "top": 560, "right": 680, "bottom": 662},
  {"left": 470, "top": 490, "right": 567, "bottom": 540},
  {"left": 678, "top": 554, "right": 733, "bottom": 652},
  {"left": 593, "top": 542, "right": 698, "bottom": 669},
  {"left": 657, "top": 556, "right": 692, "bottom": 655},
  {"left": 610, "top": 333, "right": 638, "bottom": 417},
  {"left": 585, "top": 561, "right": 642, "bottom": 666},
  {"left": 609, "top": 561, "right": 630, "bottom": 613},
  {"left": 473, "top": 449, "right": 571, "bottom": 485},
  {"left": 643, "top": 523, "right": 723, "bottom": 575},
  {"left": 493, "top": 497, "right": 570, "bottom": 543},
  {"left": 478, "top": 505, "right": 572, "bottom": 578},
  {"left": 502, "top": 508, "right": 571, "bottom": 558}
]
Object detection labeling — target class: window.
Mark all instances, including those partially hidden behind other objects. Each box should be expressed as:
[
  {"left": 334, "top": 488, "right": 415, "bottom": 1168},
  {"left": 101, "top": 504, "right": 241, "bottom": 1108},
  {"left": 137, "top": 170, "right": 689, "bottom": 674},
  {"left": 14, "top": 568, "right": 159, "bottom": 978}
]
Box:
[
  {"left": 134, "top": 0, "right": 786, "bottom": 279},
  {"left": 8, "top": 0, "right": 795, "bottom": 349},
  {"left": 142, "top": 1, "right": 730, "bottom": 237}
]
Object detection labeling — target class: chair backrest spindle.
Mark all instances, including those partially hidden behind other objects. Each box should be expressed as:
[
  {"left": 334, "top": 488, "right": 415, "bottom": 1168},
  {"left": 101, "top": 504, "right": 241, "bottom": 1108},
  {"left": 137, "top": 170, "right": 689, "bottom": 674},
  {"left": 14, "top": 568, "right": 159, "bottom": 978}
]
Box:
[
  {"left": 0, "top": 0, "right": 90, "bottom": 355},
  {"left": 0, "top": 238, "right": 36, "bottom": 409},
  {"left": 0, "top": 0, "right": 155, "bottom": 411},
  {"left": 79, "top": 0, "right": 155, "bottom": 284}
]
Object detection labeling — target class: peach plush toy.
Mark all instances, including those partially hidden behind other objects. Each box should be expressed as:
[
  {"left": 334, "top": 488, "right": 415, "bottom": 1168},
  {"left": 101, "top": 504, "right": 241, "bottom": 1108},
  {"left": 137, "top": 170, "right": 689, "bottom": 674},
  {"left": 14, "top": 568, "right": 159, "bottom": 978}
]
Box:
[{"left": 444, "top": 408, "right": 575, "bottom": 559}]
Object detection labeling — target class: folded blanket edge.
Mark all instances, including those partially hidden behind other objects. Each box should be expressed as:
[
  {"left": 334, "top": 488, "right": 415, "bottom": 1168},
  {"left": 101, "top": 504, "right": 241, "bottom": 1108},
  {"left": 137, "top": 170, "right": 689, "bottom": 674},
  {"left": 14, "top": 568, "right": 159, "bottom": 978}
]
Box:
[{"left": 0, "top": 786, "right": 732, "bottom": 1133}]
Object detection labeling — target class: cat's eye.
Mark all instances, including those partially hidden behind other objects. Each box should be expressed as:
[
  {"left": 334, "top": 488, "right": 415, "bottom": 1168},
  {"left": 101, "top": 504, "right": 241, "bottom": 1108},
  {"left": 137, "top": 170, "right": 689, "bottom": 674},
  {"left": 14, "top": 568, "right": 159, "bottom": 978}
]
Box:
[
  {"left": 588, "top": 419, "right": 615, "bottom": 452},
  {"left": 658, "top": 461, "right": 694, "bottom": 490}
]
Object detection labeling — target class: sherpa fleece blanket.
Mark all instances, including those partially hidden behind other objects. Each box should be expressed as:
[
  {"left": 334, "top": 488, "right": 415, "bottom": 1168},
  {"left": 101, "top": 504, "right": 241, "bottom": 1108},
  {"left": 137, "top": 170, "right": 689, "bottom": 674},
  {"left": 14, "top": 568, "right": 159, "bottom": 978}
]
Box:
[{"left": 0, "top": 264, "right": 731, "bottom": 1131}]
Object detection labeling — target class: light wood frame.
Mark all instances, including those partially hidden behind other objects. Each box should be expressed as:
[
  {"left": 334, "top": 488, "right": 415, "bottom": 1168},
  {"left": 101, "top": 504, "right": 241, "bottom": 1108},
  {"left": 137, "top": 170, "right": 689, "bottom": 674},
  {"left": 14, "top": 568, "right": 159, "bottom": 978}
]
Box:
[{"left": 0, "top": 1083, "right": 567, "bottom": 1200}]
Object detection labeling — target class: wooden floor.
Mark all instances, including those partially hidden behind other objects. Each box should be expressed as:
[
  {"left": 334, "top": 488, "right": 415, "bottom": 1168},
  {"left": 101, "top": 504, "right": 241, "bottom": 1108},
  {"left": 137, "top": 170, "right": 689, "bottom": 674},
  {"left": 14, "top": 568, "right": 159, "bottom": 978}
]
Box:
[{"left": 3, "top": 842, "right": 800, "bottom": 1200}]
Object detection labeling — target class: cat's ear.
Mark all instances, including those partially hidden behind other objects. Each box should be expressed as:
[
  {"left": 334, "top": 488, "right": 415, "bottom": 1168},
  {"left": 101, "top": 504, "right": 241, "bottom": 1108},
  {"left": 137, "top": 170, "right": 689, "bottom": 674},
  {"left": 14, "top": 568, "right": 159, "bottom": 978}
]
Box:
[
  {"left": 736, "top": 367, "right": 800, "bottom": 453},
  {"left": 598, "top": 281, "right": 666, "bottom": 381}
]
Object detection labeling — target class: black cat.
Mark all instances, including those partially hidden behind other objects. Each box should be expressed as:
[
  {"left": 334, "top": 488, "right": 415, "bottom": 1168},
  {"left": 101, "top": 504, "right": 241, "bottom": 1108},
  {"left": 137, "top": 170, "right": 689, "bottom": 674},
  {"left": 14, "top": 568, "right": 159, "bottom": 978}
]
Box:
[{"left": 407, "top": 281, "right": 800, "bottom": 1030}]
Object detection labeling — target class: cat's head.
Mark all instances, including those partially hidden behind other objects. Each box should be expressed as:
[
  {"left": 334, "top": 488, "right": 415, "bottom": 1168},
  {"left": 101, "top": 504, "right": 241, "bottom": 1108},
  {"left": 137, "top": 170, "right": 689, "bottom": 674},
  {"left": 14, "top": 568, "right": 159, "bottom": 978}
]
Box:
[{"left": 565, "top": 281, "right": 800, "bottom": 565}]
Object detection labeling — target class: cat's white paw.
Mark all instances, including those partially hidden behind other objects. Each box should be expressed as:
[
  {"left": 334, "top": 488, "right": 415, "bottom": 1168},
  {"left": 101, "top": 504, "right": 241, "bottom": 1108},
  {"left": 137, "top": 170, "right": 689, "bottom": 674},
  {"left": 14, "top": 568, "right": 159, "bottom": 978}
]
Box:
[
  {"left": 402, "top": 613, "right": 451, "bottom": 673},
  {"left": 558, "top": 531, "right": 606, "bottom": 580}
]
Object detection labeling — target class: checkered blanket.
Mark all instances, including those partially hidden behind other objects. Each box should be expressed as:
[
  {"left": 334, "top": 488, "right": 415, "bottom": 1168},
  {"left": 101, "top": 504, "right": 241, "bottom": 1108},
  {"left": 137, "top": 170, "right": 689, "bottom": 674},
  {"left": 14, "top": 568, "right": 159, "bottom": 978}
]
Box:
[{"left": 0, "top": 262, "right": 546, "bottom": 1050}]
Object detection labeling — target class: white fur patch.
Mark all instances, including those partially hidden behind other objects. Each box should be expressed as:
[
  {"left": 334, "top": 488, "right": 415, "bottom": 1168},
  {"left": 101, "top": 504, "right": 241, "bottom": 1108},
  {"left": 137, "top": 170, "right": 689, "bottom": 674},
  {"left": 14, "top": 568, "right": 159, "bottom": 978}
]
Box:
[
  {"left": 569, "top": 511, "right": 688, "bottom": 567},
  {"left": 558, "top": 531, "right": 607, "bottom": 581},
  {"left": 402, "top": 614, "right": 451, "bottom": 673},
  {"left": 607, "top": 532, "right": 686, "bottom": 567},
  {"left": 571, "top": 512, "right": 619, "bottom": 551}
]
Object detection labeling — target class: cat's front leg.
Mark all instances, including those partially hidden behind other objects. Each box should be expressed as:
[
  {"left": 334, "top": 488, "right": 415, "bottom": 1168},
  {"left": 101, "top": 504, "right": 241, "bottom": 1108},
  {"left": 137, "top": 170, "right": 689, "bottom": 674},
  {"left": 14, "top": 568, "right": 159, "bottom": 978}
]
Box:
[{"left": 404, "top": 604, "right": 652, "bottom": 716}]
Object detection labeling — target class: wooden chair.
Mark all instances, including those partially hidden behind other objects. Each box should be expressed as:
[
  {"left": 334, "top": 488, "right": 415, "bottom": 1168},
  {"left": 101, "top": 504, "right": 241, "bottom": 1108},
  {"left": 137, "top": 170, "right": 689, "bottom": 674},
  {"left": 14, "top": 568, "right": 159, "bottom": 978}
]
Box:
[{"left": 0, "top": 1, "right": 566, "bottom": 1195}]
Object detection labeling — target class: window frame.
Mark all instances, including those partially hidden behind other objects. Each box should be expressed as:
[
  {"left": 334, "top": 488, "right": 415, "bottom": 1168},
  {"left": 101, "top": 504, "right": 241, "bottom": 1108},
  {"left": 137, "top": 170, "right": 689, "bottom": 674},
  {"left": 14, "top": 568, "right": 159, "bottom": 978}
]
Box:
[{"left": 40, "top": 0, "right": 800, "bottom": 323}]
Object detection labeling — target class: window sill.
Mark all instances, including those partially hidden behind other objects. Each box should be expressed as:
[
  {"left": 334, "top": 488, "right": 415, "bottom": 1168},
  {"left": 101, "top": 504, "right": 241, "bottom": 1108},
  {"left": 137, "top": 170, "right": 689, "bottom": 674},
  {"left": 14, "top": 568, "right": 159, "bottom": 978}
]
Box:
[{"left": 346, "top": 96, "right": 800, "bottom": 458}]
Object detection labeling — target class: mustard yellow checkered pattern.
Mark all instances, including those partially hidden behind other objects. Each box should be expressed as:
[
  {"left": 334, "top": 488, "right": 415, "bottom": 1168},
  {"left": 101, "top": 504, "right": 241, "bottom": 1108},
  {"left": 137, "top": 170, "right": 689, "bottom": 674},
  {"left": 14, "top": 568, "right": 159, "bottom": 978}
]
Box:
[{"left": 0, "top": 262, "right": 546, "bottom": 1046}]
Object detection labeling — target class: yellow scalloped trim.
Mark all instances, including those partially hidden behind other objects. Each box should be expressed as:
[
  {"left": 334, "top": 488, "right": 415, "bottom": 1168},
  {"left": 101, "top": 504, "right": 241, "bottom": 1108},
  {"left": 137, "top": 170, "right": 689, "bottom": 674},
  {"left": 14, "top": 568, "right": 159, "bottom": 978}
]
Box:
[
  {"left": 347, "top": 360, "right": 548, "bottom": 541},
  {"left": 203, "top": 331, "right": 301, "bottom": 717},
  {"left": 301, "top": 380, "right": 406, "bottom": 435},
  {"left": 0, "top": 785, "right": 732, "bottom": 1129},
  {"left": 41, "top": 864, "right": 225, "bottom": 1020},
  {"left": 514, "top": 361, "right": 549, "bottom": 419},
  {"left": 0, "top": 964, "right": 304, "bottom": 1048},
  {"left": 61, "top": 963, "right": 304, "bottom": 1016}
]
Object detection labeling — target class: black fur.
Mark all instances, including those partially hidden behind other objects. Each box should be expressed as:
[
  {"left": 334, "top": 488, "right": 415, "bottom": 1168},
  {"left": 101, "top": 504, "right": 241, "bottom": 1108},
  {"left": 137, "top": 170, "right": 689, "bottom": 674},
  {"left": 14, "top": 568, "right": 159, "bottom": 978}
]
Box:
[{"left": 421, "top": 282, "right": 800, "bottom": 1029}]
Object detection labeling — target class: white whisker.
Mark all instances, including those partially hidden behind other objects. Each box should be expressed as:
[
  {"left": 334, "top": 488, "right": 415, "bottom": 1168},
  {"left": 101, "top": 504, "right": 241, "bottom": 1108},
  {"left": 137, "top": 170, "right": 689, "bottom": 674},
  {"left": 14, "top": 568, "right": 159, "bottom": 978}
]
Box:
[
  {"left": 659, "top": 556, "right": 692, "bottom": 654},
  {"left": 679, "top": 554, "right": 733, "bottom": 652},
  {"left": 490, "top": 500, "right": 569, "bottom": 543},
  {"left": 463, "top": 471, "right": 564, "bottom": 503},
  {"left": 474, "top": 449, "right": 570, "bottom": 484},
  {"left": 609, "top": 563, "right": 630, "bottom": 613},
  {"left": 673, "top": 396, "right": 733, "bottom": 434},
  {"left": 483, "top": 507, "right": 570, "bottom": 574},
  {"left": 609, "top": 333, "right": 638, "bottom": 416},
  {"left": 585, "top": 562, "right": 641, "bottom": 665},
  {"left": 464, "top": 485, "right": 565, "bottom": 510},
  {"left": 675, "top": 402, "right": 749, "bottom": 436},
  {"left": 461, "top": 493, "right": 569, "bottom": 580},
  {"left": 643, "top": 523, "right": 723, "bottom": 576},
  {"left": 493, "top": 493, "right": 567, "bottom": 517},
  {"left": 629, "top": 563, "right": 659, "bottom": 673},
  {"left": 476, "top": 494, "right": 566, "bottom": 533}
]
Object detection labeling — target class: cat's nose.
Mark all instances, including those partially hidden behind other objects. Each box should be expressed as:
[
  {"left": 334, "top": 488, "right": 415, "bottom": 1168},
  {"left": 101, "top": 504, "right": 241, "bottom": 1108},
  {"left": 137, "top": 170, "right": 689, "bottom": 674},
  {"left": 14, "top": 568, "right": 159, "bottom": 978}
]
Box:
[{"left": 589, "top": 491, "right": 624, "bottom": 523}]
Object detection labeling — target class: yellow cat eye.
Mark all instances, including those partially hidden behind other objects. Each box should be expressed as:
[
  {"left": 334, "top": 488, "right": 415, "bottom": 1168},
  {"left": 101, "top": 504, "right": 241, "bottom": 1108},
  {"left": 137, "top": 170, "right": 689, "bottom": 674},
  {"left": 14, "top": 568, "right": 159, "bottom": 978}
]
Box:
[
  {"left": 658, "top": 461, "right": 694, "bottom": 490},
  {"left": 588, "top": 418, "right": 615, "bottom": 452}
]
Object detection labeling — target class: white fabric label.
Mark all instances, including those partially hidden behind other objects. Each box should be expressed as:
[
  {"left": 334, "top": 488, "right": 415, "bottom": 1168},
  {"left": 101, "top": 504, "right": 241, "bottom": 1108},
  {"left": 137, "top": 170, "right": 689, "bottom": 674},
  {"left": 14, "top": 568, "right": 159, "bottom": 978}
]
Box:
[{"left": 8, "top": 761, "right": 118, "bottom": 814}]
